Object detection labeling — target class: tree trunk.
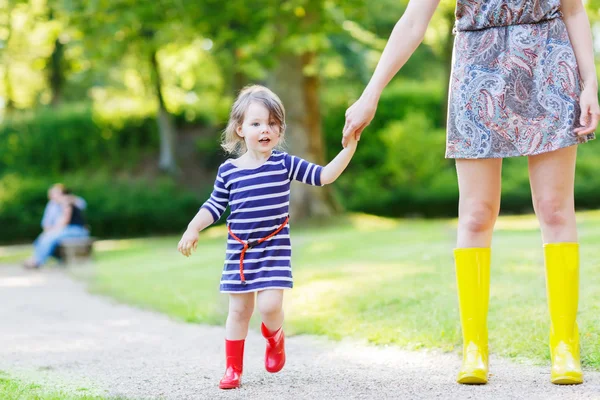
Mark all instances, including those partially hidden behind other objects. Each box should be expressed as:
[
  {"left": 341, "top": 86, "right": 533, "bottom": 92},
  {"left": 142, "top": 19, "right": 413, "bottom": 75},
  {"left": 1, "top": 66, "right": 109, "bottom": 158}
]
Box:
[
  {"left": 48, "top": 7, "right": 64, "bottom": 107},
  {"left": 49, "top": 38, "right": 64, "bottom": 107},
  {"left": 271, "top": 51, "right": 339, "bottom": 220},
  {"left": 231, "top": 48, "right": 248, "bottom": 95},
  {"left": 150, "top": 49, "right": 178, "bottom": 174},
  {"left": 3, "top": 3, "right": 14, "bottom": 113}
]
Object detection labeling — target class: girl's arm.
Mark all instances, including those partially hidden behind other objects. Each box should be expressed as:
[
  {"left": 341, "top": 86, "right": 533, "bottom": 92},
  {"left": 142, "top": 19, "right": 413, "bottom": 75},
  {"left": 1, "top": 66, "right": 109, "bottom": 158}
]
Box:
[
  {"left": 186, "top": 208, "right": 216, "bottom": 233},
  {"left": 284, "top": 137, "right": 357, "bottom": 187},
  {"left": 342, "top": 0, "right": 441, "bottom": 146},
  {"left": 561, "top": 0, "right": 600, "bottom": 135},
  {"left": 320, "top": 137, "right": 358, "bottom": 185},
  {"left": 178, "top": 208, "right": 216, "bottom": 257},
  {"left": 178, "top": 167, "right": 230, "bottom": 257}
]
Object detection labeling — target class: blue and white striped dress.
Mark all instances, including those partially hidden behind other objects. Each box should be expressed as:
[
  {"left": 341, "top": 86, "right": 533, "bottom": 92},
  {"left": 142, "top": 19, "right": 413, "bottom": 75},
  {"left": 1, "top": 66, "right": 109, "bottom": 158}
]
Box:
[{"left": 201, "top": 150, "right": 324, "bottom": 293}]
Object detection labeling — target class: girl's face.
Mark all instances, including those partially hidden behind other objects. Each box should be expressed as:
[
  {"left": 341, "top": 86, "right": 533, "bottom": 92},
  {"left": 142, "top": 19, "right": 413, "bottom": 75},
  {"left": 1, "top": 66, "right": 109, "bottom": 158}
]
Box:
[{"left": 236, "top": 102, "right": 282, "bottom": 154}]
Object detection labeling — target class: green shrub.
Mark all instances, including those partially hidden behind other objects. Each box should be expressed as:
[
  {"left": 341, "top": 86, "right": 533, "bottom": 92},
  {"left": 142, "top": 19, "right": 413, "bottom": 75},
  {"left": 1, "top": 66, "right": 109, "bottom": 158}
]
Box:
[
  {"left": 0, "top": 173, "right": 206, "bottom": 244},
  {"left": 0, "top": 104, "right": 158, "bottom": 175}
]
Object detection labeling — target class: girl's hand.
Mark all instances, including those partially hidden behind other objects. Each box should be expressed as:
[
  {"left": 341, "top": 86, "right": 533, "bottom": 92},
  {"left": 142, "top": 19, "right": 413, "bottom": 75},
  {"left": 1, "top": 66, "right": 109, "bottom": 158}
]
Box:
[
  {"left": 344, "top": 132, "right": 358, "bottom": 151},
  {"left": 178, "top": 229, "right": 199, "bottom": 257},
  {"left": 574, "top": 85, "right": 600, "bottom": 136},
  {"left": 342, "top": 94, "right": 379, "bottom": 147}
]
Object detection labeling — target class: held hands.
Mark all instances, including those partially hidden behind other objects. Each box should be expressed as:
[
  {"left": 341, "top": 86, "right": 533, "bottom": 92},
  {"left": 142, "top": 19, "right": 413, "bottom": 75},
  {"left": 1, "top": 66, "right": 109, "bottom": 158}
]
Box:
[
  {"left": 342, "top": 95, "right": 378, "bottom": 147},
  {"left": 344, "top": 131, "right": 359, "bottom": 151},
  {"left": 574, "top": 85, "right": 600, "bottom": 136},
  {"left": 177, "top": 228, "right": 199, "bottom": 257}
]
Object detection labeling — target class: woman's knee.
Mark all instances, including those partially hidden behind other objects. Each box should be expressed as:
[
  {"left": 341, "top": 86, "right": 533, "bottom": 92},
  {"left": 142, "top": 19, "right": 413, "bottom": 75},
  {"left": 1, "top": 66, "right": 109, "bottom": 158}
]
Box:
[
  {"left": 534, "top": 197, "right": 572, "bottom": 228},
  {"left": 460, "top": 202, "right": 498, "bottom": 234}
]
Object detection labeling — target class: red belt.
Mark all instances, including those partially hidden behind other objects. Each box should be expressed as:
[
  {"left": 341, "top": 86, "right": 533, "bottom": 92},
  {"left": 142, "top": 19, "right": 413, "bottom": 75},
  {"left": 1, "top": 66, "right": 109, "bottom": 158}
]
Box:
[{"left": 227, "top": 216, "right": 289, "bottom": 285}]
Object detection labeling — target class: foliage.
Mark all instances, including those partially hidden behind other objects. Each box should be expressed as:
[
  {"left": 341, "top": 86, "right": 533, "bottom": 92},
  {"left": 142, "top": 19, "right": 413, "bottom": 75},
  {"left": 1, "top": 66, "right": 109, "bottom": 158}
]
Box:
[
  {"left": 0, "top": 172, "right": 204, "bottom": 243},
  {"left": 0, "top": 104, "right": 157, "bottom": 175}
]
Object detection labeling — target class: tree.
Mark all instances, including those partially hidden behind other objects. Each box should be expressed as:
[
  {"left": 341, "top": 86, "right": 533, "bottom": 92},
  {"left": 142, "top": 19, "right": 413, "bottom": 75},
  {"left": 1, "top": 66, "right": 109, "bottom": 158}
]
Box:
[
  {"left": 1, "top": 0, "right": 16, "bottom": 113},
  {"left": 47, "top": 2, "right": 66, "bottom": 107},
  {"left": 61, "top": 0, "right": 208, "bottom": 173},
  {"left": 204, "top": 0, "right": 365, "bottom": 218}
]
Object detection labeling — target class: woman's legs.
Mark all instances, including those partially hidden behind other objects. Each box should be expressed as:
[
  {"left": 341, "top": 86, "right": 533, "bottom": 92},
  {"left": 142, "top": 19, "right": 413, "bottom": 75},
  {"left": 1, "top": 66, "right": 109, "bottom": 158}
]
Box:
[
  {"left": 456, "top": 158, "right": 503, "bottom": 247},
  {"left": 33, "top": 231, "right": 62, "bottom": 266},
  {"left": 528, "top": 146, "right": 582, "bottom": 384},
  {"left": 220, "top": 292, "right": 254, "bottom": 389},
  {"left": 257, "top": 289, "right": 286, "bottom": 373},
  {"left": 528, "top": 146, "right": 578, "bottom": 243},
  {"left": 28, "top": 226, "right": 90, "bottom": 268},
  {"left": 454, "top": 158, "right": 502, "bottom": 384}
]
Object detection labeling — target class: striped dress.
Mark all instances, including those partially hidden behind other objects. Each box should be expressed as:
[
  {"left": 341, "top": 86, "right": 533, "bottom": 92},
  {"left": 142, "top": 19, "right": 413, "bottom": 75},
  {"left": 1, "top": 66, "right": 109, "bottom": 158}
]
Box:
[{"left": 201, "top": 150, "right": 324, "bottom": 293}]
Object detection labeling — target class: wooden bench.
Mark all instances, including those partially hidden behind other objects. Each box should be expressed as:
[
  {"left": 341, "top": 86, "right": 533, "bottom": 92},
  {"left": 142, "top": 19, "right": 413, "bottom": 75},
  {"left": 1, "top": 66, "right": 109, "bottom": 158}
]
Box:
[{"left": 57, "top": 237, "right": 96, "bottom": 265}]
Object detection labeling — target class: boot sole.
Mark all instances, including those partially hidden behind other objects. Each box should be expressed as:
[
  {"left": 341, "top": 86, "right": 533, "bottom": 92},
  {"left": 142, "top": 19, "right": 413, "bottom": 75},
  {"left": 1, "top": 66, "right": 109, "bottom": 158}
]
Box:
[
  {"left": 266, "top": 362, "right": 285, "bottom": 373},
  {"left": 457, "top": 376, "right": 487, "bottom": 385},
  {"left": 457, "top": 371, "right": 487, "bottom": 385},
  {"left": 552, "top": 376, "right": 583, "bottom": 385},
  {"left": 219, "top": 383, "right": 241, "bottom": 390}
]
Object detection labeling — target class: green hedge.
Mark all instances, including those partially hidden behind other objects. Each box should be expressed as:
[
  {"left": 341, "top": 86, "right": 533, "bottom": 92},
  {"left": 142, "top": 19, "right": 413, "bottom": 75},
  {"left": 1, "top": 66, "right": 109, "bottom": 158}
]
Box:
[
  {"left": 0, "top": 173, "right": 205, "bottom": 244},
  {"left": 0, "top": 104, "right": 158, "bottom": 176}
]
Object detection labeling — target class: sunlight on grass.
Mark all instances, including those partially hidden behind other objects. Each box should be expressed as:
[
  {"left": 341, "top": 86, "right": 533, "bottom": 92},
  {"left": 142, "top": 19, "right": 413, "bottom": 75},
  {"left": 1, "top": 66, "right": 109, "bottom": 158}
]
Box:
[
  {"left": 494, "top": 215, "right": 540, "bottom": 231},
  {"left": 65, "top": 212, "right": 600, "bottom": 368},
  {"left": 3, "top": 211, "right": 600, "bottom": 369},
  {"left": 348, "top": 213, "right": 401, "bottom": 231}
]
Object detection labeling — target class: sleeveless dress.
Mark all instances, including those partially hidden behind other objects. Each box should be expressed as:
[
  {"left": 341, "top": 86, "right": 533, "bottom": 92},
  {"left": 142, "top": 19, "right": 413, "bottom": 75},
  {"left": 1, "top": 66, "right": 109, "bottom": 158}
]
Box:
[
  {"left": 201, "top": 151, "right": 323, "bottom": 293},
  {"left": 446, "top": 0, "right": 595, "bottom": 159}
]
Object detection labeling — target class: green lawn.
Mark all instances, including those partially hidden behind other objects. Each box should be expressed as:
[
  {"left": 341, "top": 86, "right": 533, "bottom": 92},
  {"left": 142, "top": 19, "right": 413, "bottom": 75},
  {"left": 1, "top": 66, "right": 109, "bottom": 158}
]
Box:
[
  {"left": 80, "top": 211, "right": 600, "bottom": 369},
  {"left": 0, "top": 372, "right": 121, "bottom": 400}
]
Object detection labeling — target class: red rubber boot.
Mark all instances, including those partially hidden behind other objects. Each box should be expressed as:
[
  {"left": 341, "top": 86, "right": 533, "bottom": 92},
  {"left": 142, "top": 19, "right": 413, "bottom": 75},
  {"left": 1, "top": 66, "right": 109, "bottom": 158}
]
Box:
[
  {"left": 219, "top": 339, "right": 244, "bottom": 389},
  {"left": 261, "top": 323, "right": 286, "bottom": 373}
]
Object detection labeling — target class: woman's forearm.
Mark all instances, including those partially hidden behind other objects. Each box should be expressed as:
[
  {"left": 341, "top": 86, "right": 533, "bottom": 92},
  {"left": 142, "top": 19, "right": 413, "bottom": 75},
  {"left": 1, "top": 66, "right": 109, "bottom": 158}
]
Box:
[
  {"left": 562, "top": 3, "right": 598, "bottom": 89},
  {"left": 363, "top": 0, "right": 441, "bottom": 99}
]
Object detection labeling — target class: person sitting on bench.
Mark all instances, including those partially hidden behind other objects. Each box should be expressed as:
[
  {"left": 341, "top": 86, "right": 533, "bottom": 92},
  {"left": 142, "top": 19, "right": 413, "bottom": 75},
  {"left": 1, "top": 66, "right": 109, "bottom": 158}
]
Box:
[{"left": 24, "top": 187, "right": 90, "bottom": 269}]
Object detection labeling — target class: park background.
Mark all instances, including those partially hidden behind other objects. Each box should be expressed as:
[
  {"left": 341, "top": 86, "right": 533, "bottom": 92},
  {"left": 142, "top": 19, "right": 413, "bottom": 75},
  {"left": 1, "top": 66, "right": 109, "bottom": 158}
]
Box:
[{"left": 2, "top": 0, "right": 600, "bottom": 398}]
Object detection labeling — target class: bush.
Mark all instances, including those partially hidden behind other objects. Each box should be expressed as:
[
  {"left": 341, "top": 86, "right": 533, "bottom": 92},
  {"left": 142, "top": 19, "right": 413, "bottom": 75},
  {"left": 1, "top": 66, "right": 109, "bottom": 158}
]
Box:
[
  {"left": 0, "top": 104, "right": 159, "bottom": 176},
  {"left": 0, "top": 173, "right": 206, "bottom": 244}
]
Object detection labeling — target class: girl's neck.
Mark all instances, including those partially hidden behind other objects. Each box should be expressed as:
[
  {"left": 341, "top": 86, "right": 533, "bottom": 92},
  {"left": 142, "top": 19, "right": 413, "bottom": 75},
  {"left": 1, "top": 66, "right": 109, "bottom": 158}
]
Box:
[{"left": 234, "top": 149, "right": 273, "bottom": 169}]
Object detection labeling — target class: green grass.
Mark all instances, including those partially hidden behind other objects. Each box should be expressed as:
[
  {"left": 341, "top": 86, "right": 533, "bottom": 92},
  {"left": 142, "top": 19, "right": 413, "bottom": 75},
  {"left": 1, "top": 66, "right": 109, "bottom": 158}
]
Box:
[
  {"left": 9, "top": 212, "right": 600, "bottom": 370},
  {"left": 0, "top": 245, "right": 31, "bottom": 264},
  {"left": 0, "top": 371, "right": 122, "bottom": 400}
]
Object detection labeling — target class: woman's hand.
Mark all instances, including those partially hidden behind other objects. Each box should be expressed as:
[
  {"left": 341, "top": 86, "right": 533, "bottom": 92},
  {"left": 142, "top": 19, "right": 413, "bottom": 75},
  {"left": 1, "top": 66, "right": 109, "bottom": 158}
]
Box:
[
  {"left": 342, "top": 94, "right": 379, "bottom": 147},
  {"left": 178, "top": 229, "right": 199, "bottom": 257},
  {"left": 574, "top": 85, "right": 600, "bottom": 136}
]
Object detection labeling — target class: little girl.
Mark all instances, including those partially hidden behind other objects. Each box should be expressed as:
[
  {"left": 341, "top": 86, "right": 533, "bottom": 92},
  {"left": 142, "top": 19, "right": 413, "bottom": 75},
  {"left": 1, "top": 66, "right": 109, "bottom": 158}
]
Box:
[{"left": 177, "top": 85, "right": 357, "bottom": 389}]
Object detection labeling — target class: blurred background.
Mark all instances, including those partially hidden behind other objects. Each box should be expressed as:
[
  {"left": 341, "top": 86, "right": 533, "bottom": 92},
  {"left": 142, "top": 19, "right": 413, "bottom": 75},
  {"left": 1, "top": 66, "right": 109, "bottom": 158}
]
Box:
[{"left": 1, "top": 0, "right": 600, "bottom": 245}]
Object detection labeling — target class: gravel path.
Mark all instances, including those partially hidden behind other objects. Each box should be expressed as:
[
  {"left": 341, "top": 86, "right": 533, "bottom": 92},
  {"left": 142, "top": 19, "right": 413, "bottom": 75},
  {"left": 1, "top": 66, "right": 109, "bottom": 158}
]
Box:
[{"left": 1, "top": 265, "right": 599, "bottom": 400}]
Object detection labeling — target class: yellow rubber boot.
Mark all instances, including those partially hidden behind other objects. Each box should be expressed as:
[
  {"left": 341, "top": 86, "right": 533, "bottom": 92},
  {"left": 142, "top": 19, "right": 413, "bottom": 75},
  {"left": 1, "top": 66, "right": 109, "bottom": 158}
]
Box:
[
  {"left": 454, "top": 248, "right": 490, "bottom": 384},
  {"left": 544, "top": 243, "right": 583, "bottom": 385}
]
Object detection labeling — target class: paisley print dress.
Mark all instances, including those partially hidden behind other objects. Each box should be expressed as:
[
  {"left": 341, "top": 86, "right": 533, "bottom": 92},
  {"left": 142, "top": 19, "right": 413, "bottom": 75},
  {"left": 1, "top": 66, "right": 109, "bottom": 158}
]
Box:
[{"left": 446, "top": 0, "right": 595, "bottom": 159}]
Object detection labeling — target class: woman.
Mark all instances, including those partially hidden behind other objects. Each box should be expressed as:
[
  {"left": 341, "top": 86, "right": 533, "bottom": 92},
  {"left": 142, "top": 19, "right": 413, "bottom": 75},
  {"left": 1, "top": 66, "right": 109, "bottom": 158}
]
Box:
[
  {"left": 24, "top": 188, "right": 89, "bottom": 269},
  {"left": 342, "top": 0, "right": 599, "bottom": 385}
]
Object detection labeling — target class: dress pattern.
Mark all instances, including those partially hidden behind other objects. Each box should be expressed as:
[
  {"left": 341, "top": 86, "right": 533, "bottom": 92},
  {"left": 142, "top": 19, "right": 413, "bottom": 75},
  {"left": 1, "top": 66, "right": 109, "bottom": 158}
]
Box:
[
  {"left": 446, "top": 0, "right": 595, "bottom": 159},
  {"left": 201, "top": 151, "right": 323, "bottom": 293}
]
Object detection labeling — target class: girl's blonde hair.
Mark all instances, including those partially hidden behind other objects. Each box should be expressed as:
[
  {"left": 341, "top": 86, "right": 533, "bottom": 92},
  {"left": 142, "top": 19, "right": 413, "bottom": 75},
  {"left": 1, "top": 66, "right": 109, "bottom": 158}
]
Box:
[{"left": 222, "top": 85, "right": 286, "bottom": 156}]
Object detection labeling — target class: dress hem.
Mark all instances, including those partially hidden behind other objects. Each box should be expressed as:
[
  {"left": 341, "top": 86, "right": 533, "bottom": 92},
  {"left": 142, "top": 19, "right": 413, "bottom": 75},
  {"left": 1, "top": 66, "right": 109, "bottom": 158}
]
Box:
[
  {"left": 220, "top": 286, "right": 293, "bottom": 294},
  {"left": 445, "top": 134, "right": 595, "bottom": 159}
]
